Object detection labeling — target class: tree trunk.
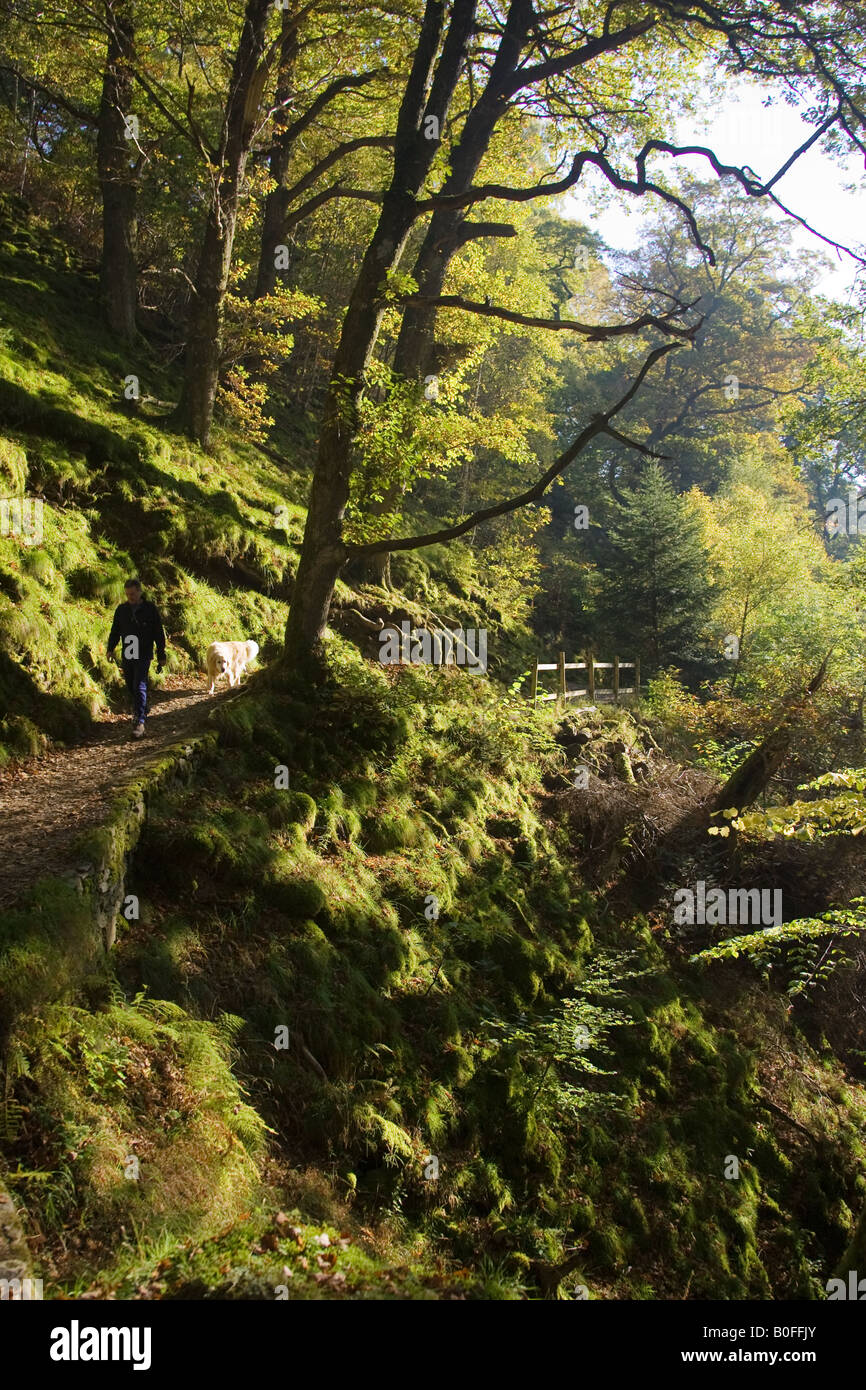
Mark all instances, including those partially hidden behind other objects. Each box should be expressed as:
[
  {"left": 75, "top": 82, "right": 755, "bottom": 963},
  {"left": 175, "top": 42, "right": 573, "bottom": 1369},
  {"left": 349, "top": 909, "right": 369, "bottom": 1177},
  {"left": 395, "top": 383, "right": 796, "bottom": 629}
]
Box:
[
  {"left": 255, "top": 6, "right": 300, "bottom": 300},
  {"left": 729, "top": 595, "right": 750, "bottom": 695},
  {"left": 356, "top": 0, "right": 531, "bottom": 582},
  {"left": 97, "top": 1, "right": 137, "bottom": 342},
  {"left": 712, "top": 655, "right": 831, "bottom": 814},
  {"left": 178, "top": 211, "right": 237, "bottom": 448},
  {"left": 366, "top": 549, "right": 392, "bottom": 587},
  {"left": 285, "top": 190, "right": 419, "bottom": 663},
  {"left": 175, "top": 0, "right": 272, "bottom": 447},
  {"left": 285, "top": 0, "right": 478, "bottom": 662}
]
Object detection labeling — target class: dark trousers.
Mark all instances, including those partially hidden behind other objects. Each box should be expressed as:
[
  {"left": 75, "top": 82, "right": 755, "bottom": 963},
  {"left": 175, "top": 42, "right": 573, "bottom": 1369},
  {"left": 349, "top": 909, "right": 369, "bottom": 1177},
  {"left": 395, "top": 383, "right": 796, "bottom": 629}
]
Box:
[{"left": 122, "top": 659, "right": 151, "bottom": 723}]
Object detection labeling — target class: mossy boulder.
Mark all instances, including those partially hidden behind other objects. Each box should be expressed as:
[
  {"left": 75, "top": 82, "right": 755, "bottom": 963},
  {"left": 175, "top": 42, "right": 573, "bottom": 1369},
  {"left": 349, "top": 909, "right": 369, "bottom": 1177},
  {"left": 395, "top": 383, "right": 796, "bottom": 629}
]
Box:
[
  {"left": 264, "top": 875, "right": 327, "bottom": 919},
  {"left": 486, "top": 815, "right": 522, "bottom": 839},
  {"left": 342, "top": 777, "right": 378, "bottom": 813},
  {"left": 264, "top": 790, "right": 317, "bottom": 834},
  {"left": 363, "top": 812, "right": 419, "bottom": 853}
]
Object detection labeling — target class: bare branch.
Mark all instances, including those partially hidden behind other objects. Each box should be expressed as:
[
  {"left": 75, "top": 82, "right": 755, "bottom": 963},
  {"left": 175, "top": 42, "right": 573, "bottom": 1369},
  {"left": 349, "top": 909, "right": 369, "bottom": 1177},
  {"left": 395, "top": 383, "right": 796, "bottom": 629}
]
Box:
[
  {"left": 398, "top": 292, "right": 701, "bottom": 342},
  {"left": 600, "top": 422, "right": 668, "bottom": 458},
  {"left": 281, "top": 135, "right": 393, "bottom": 206},
  {"left": 416, "top": 127, "right": 866, "bottom": 268},
  {"left": 505, "top": 16, "right": 657, "bottom": 95},
  {"left": 132, "top": 66, "right": 212, "bottom": 155},
  {"left": 636, "top": 135, "right": 866, "bottom": 266},
  {"left": 282, "top": 182, "right": 383, "bottom": 233},
  {"left": 277, "top": 68, "right": 388, "bottom": 150},
  {"left": 346, "top": 343, "right": 680, "bottom": 556}
]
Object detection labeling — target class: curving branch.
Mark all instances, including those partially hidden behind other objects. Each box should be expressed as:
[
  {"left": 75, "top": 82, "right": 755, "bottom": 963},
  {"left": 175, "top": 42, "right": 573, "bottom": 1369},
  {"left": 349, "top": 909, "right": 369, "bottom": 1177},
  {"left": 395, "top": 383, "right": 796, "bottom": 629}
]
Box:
[
  {"left": 346, "top": 342, "right": 679, "bottom": 557},
  {"left": 414, "top": 147, "right": 715, "bottom": 260},
  {"left": 282, "top": 181, "right": 384, "bottom": 233},
  {"left": 275, "top": 68, "right": 389, "bottom": 149},
  {"left": 635, "top": 133, "right": 866, "bottom": 266},
  {"left": 600, "top": 422, "right": 668, "bottom": 458},
  {"left": 445, "top": 221, "right": 518, "bottom": 249},
  {"left": 416, "top": 125, "right": 866, "bottom": 268},
  {"left": 397, "top": 292, "right": 701, "bottom": 342},
  {"left": 280, "top": 135, "right": 394, "bottom": 205}
]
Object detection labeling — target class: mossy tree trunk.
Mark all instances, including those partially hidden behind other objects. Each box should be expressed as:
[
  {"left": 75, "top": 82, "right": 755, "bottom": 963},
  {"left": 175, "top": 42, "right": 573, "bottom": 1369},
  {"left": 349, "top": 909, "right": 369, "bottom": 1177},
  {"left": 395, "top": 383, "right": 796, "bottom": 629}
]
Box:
[
  {"left": 357, "top": 0, "right": 534, "bottom": 586},
  {"left": 96, "top": 0, "right": 138, "bottom": 343},
  {"left": 174, "top": 0, "right": 272, "bottom": 448},
  {"left": 254, "top": 4, "right": 301, "bottom": 302},
  {"left": 284, "top": 0, "right": 477, "bottom": 664},
  {"left": 712, "top": 656, "right": 831, "bottom": 814}
]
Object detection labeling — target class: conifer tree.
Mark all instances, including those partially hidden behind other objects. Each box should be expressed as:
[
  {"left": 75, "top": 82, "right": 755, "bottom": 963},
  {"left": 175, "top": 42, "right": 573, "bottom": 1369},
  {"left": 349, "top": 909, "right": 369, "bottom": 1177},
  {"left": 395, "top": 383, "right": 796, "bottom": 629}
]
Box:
[{"left": 602, "top": 461, "right": 710, "bottom": 672}]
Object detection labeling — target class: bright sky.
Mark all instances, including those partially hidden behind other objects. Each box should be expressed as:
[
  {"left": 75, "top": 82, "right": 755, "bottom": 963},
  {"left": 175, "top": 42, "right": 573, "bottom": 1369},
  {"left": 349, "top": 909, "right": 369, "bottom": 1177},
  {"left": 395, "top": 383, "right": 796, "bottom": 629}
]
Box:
[{"left": 567, "top": 79, "right": 866, "bottom": 302}]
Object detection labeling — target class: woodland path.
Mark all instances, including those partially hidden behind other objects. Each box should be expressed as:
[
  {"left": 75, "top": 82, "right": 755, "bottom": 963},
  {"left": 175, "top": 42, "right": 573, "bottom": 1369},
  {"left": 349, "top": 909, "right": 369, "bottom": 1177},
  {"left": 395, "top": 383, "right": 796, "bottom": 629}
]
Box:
[{"left": 0, "top": 676, "right": 228, "bottom": 910}]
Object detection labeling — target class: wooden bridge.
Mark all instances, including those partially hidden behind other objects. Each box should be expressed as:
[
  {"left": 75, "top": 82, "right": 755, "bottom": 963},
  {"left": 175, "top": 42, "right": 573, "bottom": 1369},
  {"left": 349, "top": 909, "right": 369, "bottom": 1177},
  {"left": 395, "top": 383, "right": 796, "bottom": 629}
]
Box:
[{"left": 530, "top": 653, "right": 640, "bottom": 706}]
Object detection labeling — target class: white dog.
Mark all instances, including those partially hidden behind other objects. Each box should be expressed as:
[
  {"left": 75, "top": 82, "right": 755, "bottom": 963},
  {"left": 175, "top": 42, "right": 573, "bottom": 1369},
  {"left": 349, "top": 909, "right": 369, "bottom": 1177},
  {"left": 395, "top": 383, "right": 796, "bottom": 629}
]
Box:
[{"left": 206, "top": 639, "right": 259, "bottom": 694}]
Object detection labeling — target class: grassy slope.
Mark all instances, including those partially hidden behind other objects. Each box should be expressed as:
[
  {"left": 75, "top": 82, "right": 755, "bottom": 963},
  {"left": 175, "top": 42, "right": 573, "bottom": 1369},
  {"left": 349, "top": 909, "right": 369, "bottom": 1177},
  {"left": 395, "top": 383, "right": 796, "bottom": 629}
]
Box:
[
  {"left": 0, "top": 195, "right": 305, "bottom": 763},
  {"left": 1, "top": 201, "right": 865, "bottom": 1300}
]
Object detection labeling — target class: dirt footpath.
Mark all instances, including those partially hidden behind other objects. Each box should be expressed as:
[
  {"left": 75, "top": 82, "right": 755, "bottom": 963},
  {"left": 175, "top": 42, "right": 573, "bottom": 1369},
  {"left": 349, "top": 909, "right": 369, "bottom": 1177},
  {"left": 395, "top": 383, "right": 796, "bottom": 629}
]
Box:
[{"left": 0, "top": 677, "right": 220, "bottom": 910}]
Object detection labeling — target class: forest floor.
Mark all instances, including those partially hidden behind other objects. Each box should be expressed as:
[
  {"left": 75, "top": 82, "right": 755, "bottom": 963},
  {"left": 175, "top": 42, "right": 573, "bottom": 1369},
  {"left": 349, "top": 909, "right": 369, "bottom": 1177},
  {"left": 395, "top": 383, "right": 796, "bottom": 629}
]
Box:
[{"left": 0, "top": 674, "right": 225, "bottom": 909}]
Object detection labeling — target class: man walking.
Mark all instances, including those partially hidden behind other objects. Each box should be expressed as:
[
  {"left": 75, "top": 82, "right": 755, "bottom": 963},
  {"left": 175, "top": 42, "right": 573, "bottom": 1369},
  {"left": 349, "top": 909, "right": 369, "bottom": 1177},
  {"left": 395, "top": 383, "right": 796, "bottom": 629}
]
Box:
[{"left": 107, "top": 578, "right": 166, "bottom": 738}]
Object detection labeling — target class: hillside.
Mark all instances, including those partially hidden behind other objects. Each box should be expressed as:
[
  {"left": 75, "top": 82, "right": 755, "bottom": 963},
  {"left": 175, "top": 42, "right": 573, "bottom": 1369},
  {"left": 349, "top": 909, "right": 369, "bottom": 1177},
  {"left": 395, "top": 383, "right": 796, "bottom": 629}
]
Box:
[{"left": 2, "top": 211, "right": 866, "bottom": 1308}]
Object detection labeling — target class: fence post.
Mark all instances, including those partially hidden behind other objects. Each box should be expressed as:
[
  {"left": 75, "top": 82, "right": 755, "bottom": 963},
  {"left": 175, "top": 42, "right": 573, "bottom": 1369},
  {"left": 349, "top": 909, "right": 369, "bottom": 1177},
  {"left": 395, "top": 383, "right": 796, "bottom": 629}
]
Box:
[
  {"left": 634, "top": 656, "right": 640, "bottom": 702},
  {"left": 557, "top": 650, "right": 566, "bottom": 704},
  {"left": 613, "top": 655, "right": 620, "bottom": 706},
  {"left": 530, "top": 661, "right": 538, "bottom": 706},
  {"left": 586, "top": 650, "right": 595, "bottom": 702}
]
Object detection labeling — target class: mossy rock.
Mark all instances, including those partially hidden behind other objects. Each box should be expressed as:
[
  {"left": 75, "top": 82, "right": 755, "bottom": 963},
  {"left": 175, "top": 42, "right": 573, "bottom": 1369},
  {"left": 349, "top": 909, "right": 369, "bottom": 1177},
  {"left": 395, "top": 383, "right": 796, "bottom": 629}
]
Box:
[
  {"left": 486, "top": 815, "right": 522, "bottom": 839},
  {"left": 585, "top": 1225, "right": 627, "bottom": 1268},
  {"left": 511, "top": 834, "right": 537, "bottom": 865},
  {"left": 0, "top": 714, "right": 47, "bottom": 759},
  {"left": 265, "top": 790, "right": 317, "bottom": 833},
  {"left": 264, "top": 875, "right": 327, "bottom": 919},
  {"left": 363, "top": 813, "right": 419, "bottom": 853},
  {"left": 612, "top": 750, "right": 635, "bottom": 784},
  {"left": 342, "top": 777, "right": 378, "bottom": 813}
]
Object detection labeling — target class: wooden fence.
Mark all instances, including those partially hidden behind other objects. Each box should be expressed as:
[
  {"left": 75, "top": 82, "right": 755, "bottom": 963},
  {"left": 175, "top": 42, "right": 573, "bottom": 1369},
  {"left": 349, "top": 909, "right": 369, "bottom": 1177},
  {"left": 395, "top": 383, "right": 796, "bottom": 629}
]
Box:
[{"left": 530, "top": 653, "right": 640, "bottom": 706}]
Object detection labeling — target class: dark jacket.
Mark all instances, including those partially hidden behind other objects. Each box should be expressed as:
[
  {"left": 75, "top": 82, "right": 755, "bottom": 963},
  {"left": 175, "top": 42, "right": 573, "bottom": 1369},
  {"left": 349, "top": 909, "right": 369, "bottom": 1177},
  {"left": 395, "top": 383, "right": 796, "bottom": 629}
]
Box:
[{"left": 108, "top": 598, "right": 166, "bottom": 666}]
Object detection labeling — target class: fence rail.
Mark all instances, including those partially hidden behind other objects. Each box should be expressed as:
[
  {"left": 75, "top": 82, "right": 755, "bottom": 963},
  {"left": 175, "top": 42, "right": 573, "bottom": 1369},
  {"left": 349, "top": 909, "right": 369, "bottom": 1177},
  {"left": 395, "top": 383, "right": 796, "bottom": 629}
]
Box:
[{"left": 530, "top": 653, "right": 640, "bottom": 705}]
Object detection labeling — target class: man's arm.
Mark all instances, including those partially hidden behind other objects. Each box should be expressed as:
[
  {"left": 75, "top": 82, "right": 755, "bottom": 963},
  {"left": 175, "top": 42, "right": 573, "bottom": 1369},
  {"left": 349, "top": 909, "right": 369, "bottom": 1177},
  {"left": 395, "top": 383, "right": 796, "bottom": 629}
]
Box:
[
  {"left": 152, "top": 605, "right": 166, "bottom": 667},
  {"left": 107, "top": 606, "right": 121, "bottom": 655}
]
